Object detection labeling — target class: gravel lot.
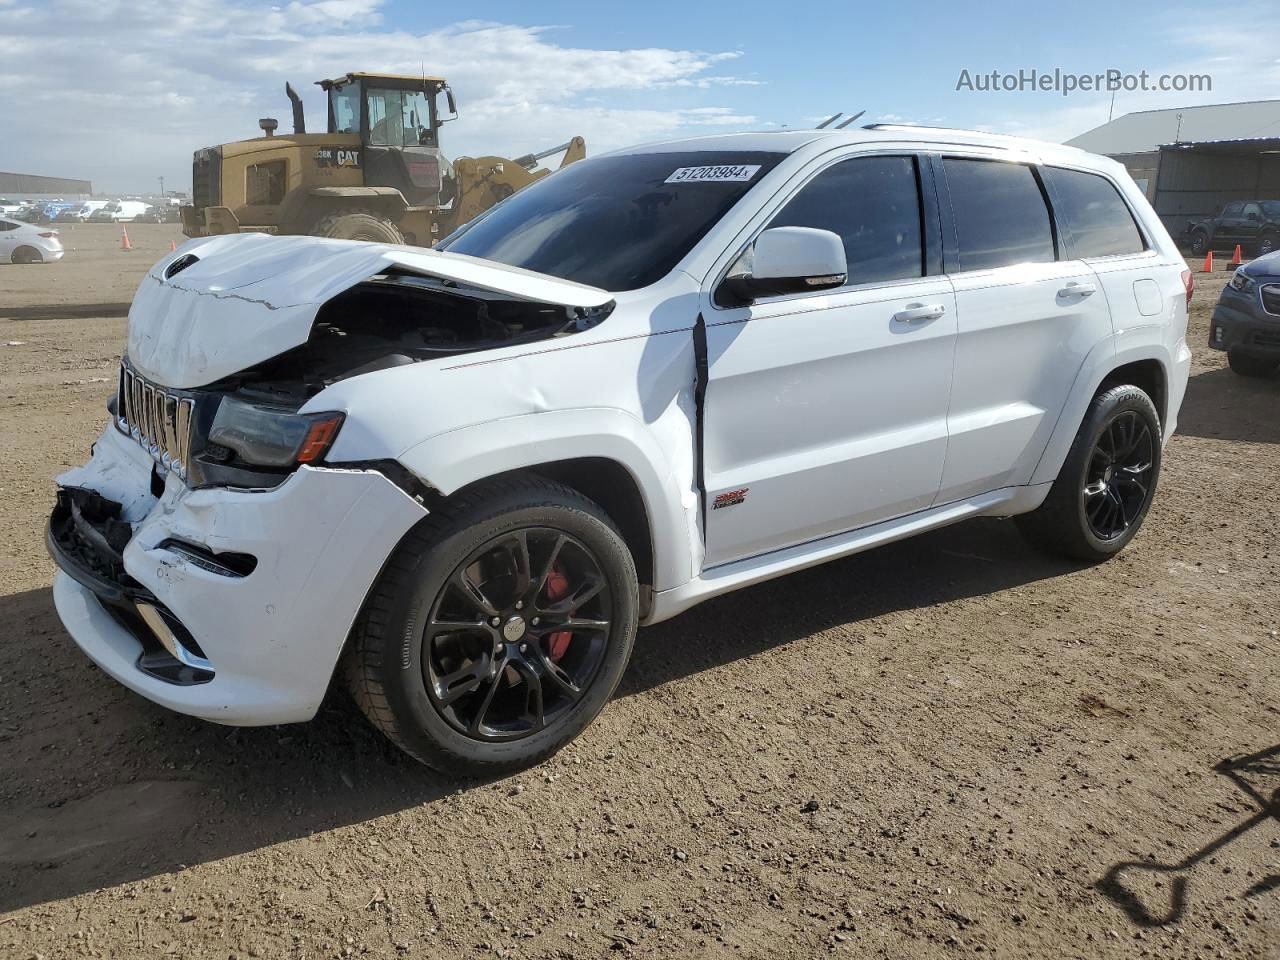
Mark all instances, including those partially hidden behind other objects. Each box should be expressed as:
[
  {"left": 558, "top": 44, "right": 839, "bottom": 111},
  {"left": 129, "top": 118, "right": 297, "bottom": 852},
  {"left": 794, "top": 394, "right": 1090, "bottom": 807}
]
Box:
[{"left": 0, "top": 239, "right": 1277, "bottom": 959}]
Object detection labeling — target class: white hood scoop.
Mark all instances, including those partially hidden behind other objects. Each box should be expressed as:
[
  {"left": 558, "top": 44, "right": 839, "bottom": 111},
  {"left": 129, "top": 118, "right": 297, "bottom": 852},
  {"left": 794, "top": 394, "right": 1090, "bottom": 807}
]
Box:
[{"left": 126, "top": 233, "right": 612, "bottom": 389}]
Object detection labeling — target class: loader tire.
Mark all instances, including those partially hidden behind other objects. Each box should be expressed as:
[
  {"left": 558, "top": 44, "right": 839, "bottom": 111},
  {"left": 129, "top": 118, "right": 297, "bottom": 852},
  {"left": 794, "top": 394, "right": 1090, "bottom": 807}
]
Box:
[{"left": 311, "top": 209, "right": 404, "bottom": 244}]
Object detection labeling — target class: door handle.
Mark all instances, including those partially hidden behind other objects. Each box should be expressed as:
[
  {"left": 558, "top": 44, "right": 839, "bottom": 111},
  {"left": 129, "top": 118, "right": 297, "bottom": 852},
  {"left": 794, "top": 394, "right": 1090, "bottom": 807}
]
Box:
[
  {"left": 894, "top": 303, "right": 945, "bottom": 323},
  {"left": 1058, "top": 281, "right": 1096, "bottom": 297}
]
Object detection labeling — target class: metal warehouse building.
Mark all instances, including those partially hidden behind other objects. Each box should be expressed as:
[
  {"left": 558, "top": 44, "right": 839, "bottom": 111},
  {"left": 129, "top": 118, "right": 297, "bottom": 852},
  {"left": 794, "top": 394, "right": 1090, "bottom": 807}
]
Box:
[
  {"left": 0, "top": 171, "right": 93, "bottom": 200},
  {"left": 1067, "top": 99, "right": 1280, "bottom": 238}
]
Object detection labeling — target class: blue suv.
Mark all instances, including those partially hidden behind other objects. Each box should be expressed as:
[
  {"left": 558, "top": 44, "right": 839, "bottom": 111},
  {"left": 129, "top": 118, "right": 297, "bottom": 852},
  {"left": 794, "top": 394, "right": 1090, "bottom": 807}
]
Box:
[{"left": 1210, "top": 250, "right": 1280, "bottom": 376}]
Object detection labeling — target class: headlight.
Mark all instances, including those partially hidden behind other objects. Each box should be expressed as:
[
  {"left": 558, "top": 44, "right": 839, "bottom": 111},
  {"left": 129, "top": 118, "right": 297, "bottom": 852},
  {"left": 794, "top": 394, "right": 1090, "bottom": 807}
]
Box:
[
  {"left": 1230, "top": 269, "right": 1256, "bottom": 294},
  {"left": 208, "top": 397, "right": 344, "bottom": 467}
]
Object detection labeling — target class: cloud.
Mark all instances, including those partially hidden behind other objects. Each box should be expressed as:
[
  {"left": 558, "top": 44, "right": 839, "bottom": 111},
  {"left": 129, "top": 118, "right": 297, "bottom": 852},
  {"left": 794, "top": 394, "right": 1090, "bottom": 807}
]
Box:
[
  {"left": 960, "top": 5, "right": 1280, "bottom": 144},
  {"left": 1, "top": 2, "right": 761, "bottom": 192}
]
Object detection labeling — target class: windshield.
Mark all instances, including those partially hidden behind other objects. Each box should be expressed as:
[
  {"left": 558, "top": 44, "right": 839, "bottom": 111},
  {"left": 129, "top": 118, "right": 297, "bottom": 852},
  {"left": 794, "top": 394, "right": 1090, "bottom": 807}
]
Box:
[
  {"left": 437, "top": 151, "right": 784, "bottom": 291},
  {"left": 1262, "top": 201, "right": 1280, "bottom": 219}
]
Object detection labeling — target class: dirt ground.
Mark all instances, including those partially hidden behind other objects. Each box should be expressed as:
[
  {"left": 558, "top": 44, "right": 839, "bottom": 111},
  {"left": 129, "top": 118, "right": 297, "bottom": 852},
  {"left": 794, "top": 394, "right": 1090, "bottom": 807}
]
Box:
[
  {"left": 0, "top": 223, "right": 187, "bottom": 318},
  {"left": 0, "top": 250, "right": 1277, "bottom": 960}
]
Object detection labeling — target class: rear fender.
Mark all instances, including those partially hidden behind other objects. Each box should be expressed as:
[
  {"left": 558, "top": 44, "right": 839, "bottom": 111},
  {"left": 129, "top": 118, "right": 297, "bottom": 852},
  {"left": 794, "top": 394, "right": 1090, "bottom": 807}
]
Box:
[{"left": 1029, "top": 339, "right": 1178, "bottom": 486}]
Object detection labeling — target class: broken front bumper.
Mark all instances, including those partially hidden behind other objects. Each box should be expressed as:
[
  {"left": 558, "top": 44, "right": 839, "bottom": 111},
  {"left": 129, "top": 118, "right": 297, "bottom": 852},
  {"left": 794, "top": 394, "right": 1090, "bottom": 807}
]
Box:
[{"left": 47, "top": 423, "right": 426, "bottom": 725}]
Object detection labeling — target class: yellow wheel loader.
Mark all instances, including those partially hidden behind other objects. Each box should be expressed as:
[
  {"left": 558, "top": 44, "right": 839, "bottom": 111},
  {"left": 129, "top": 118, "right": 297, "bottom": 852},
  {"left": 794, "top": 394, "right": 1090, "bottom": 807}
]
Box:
[{"left": 181, "top": 72, "right": 585, "bottom": 246}]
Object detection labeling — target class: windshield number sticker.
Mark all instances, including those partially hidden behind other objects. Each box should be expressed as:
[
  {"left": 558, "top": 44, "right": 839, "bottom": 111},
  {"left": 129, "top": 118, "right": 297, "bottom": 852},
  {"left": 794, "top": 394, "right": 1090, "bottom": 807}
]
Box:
[{"left": 665, "top": 165, "right": 761, "bottom": 184}]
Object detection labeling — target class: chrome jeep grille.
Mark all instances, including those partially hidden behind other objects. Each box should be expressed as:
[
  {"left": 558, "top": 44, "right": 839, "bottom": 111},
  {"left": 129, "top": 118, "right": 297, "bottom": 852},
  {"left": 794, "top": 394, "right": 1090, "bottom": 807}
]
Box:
[{"left": 116, "top": 362, "right": 195, "bottom": 479}]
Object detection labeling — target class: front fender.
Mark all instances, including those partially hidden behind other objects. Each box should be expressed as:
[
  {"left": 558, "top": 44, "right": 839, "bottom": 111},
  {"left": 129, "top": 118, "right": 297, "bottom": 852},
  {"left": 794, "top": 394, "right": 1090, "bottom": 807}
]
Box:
[{"left": 397, "top": 407, "right": 697, "bottom": 592}]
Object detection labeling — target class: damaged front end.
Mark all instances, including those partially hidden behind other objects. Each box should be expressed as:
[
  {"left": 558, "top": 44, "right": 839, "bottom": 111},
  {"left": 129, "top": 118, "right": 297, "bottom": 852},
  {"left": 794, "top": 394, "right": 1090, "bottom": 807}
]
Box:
[
  {"left": 48, "top": 233, "right": 613, "bottom": 724},
  {"left": 115, "top": 237, "right": 614, "bottom": 490}
]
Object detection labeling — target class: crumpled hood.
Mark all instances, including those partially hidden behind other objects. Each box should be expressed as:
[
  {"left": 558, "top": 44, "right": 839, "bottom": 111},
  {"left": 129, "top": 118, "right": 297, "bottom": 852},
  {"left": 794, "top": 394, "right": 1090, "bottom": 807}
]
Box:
[{"left": 126, "top": 233, "right": 612, "bottom": 388}]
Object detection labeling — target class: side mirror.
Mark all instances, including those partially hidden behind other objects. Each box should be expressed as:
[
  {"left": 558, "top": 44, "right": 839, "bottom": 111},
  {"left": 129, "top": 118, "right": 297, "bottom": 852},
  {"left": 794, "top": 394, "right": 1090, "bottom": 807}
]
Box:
[
  {"left": 442, "top": 85, "right": 458, "bottom": 121},
  {"left": 720, "top": 227, "right": 847, "bottom": 304}
]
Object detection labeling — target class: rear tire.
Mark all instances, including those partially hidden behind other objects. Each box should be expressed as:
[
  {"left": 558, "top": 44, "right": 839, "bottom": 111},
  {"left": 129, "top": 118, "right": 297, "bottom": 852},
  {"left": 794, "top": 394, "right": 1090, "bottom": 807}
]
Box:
[
  {"left": 345, "top": 474, "right": 639, "bottom": 775},
  {"left": 1189, "top": 231, "right": 1209, "bottom": 257},
  {"left": 1016, "top": 385, "right": 1162, "bottom": 563},
  {"left": 311, "top": 209, "right": 404, "bottom": 244},
  {"left": 11, "top": 246, "right": 42, "bottom": 264},
  {"left": 1228, "top": 349, "right": 1278, "bottom": 377}
]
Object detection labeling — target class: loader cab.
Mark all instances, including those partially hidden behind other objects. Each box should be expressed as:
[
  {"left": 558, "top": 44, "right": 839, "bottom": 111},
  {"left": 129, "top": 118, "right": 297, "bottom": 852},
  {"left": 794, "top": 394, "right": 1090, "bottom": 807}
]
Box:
[{"left": 318, "top": 72, "right": 457, "bottom": 207}]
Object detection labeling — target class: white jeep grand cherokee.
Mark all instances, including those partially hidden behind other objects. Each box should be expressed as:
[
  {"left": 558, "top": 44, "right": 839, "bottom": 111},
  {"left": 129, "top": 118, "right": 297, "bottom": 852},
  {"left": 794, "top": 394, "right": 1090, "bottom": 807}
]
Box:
[{"left": 49, "top": 127, "right": 1193, "bottom": 773}]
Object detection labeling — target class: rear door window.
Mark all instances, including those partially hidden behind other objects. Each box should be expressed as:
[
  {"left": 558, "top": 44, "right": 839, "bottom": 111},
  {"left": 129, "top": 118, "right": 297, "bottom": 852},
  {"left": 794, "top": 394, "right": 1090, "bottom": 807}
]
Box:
[
  {"left": 1045, "top": 167, "right": 1145, "bottom": 258},
  {"left": 942, "top": 158, "right": 1055, "bottom": 272},
  {"left": 767, "top": 155, "right": 924, "bottom": 285}
]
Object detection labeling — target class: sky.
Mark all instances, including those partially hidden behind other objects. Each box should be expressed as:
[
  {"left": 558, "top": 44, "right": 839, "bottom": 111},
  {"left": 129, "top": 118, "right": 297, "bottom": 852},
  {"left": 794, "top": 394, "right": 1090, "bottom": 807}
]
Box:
[{"left": 2, "top": 0, "right": 1277, "bottom": 194}]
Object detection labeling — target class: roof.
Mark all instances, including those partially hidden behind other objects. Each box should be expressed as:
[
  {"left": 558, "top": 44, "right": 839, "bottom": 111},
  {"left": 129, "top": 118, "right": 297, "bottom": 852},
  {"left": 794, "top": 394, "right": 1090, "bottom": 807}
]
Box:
[
  {"left": 317, "top": 72, "right": 447, "bottom": 90},
  {"left": 1158, "top": 136, "right": 1280, "bottom": 155},
  {"left": 1066, "top": 99, "right": 1280, "bottom": 155},
  {"left": 613, "top": 126, "right": 1094, "bottom": 165}
]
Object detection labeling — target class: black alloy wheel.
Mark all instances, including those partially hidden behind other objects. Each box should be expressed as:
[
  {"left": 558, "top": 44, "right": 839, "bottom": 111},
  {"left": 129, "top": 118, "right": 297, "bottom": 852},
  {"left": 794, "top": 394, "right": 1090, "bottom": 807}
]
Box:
[
  {"left": 346, "top": 474, "right": 638, "bottom": 774},
  {"left": 1082, "top": 411, "right": 1155, "bottom": 541},
  {"left": 424, "top": 527, "right": 612, "bottom": 741},
  {"left": 1016, "top": 384, "right": 1162, "bottom": 562}
]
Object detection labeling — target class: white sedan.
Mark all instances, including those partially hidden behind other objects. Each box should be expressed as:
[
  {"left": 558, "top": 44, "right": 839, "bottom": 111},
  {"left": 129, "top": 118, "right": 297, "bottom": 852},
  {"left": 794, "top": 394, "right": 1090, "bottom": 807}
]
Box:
[{"left": 0, "top": 218, "right": 64, "bottom": 263}]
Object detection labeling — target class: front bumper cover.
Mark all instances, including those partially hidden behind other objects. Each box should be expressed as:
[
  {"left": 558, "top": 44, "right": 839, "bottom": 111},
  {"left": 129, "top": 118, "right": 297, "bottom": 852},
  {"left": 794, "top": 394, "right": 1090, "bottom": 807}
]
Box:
[
  {"left": 1209, "top": 295, "right": 1280, "bottom": 356},
  {"left": 48, "top": 423, "right": 427, "bottom": 725}
]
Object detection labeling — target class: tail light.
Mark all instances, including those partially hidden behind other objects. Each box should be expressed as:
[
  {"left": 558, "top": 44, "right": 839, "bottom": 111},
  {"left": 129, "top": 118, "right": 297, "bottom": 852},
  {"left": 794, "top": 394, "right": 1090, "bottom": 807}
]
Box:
[
  {"left": 1181, "top": 269, "right": 1194, "bottom": 308},
  {"left": 38, "top": 231, "right": 59, "bottom": 239}
]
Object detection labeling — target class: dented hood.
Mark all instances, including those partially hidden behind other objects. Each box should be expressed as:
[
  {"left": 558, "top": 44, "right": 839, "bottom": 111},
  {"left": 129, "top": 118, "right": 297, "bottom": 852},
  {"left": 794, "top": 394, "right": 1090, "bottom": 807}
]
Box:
[{"left": 126, "top": 233, "right": 613, "bottom": 388}]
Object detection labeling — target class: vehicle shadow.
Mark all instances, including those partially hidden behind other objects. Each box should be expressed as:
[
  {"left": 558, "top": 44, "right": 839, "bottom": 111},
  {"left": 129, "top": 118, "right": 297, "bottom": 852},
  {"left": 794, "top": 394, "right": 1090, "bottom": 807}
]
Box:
[
  {"left": 0, "top": 517, "right": 1073, "bottom": 914},
  {"left": 1176, "top": 365, "right": 1280, "bottom": 445},
  {"left": 1096, "top": 744, "right": 1280, "bottom": 926}
]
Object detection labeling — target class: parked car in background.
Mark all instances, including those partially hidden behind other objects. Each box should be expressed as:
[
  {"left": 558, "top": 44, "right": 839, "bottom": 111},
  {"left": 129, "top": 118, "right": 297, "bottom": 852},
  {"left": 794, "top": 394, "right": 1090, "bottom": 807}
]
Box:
[
  {"left": 47, "top": 127, "right": 1192, "bottom": 774},
  {"left": 1209, "top": 250, "right": 1280, "bottom": 376},
  {"left": 135, "top": 204, "right": 182, "bottom": 223},
  {"left": 1186, "top": 200, "right": 1280, "bottom": 258},
  {"left": 0, "top": 218, "right": 63, "bottom": 263},
  {"left": 55, "top": 200, "right": 109, "bottom": 222},
  {"left": 11, "top": 204, "right": 42, "bottom": 222},
  {"left": 34, "top": 202, "right": 77, "bottom": 223},
  {"left": 88, "top": 200, "right": 151, "bottom": 222}
]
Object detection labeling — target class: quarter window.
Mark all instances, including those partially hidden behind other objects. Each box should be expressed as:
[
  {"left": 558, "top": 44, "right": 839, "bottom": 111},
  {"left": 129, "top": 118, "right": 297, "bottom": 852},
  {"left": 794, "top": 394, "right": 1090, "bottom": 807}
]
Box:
[
  {"left": 246, "top": 160, "right": 287, "bottom": 206},
  {"left": 767, "top": 155, "right": 924, "bottom": 285},
  {"left": 1046, "top": 167, "right": 1145, "bottom": 258},
  {"left": 943, "top": 158, "right": 1055, "bottom": 272}
]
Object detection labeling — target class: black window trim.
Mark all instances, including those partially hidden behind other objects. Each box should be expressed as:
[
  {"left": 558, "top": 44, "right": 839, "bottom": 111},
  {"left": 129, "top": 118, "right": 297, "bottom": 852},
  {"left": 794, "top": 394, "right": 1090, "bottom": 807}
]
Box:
[
  {"left": 708, "top": 147, "right": 943, "bottom": 311},
  {"left": 933, "top": 152, "right": 1063, "bottom": 276},
  {"left": 1041, "top": 162, "right": 1153, "bottom": 262}
]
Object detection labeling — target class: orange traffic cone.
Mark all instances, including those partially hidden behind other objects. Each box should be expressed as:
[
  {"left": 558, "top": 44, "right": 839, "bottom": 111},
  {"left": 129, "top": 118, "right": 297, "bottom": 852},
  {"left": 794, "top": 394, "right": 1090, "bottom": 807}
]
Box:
[
  {"left": 1200, "top": 250, "right": 1213, "bottom": 273},
  {"left": 120, "top": 226, "right": 133, "bottom": 252},
  {"left": 1229, "top": 244, "right": 1243, "bottom": 267},
  {"left": 170, "top": 240, "right": 177, "bottom": 252}
]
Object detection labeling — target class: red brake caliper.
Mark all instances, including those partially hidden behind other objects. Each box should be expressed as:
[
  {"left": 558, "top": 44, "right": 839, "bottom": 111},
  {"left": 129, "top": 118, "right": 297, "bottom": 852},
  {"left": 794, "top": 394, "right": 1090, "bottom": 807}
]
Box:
[{"left": 543, "top": 565, "right": 573, "bottom": 662}]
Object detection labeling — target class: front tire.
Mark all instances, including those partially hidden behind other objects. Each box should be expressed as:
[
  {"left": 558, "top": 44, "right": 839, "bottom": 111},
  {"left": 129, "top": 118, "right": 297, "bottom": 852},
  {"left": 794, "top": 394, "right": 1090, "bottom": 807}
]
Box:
[
  {"left": 311, "top": 208, "right": 404, "bottom": 244},
  {"left": 346, "top": 475, "right": 638, "bottom": 775},
  {"left": 1228, "top": 349, "right": 1278, "bottom": 377},
  {"left": 1258, "top": 233, "right": 1277, "bottom": 257},
  {"left": 1017, "top": 385, "right": 1162, "bottom": 562}
]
